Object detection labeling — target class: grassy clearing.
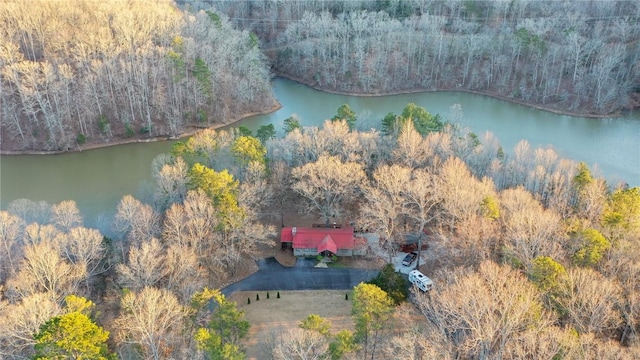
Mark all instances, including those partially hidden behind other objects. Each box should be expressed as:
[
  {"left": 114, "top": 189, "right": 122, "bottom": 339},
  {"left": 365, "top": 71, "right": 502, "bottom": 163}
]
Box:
[{"left": 228, "top": 290, "right": 354, "bottom": 360}]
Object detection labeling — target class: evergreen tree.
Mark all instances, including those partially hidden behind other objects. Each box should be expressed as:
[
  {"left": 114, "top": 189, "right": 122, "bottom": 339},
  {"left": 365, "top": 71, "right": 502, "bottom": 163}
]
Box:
[
  {"left": 352, "top": 283, "right": 394, "bottom": 359},
  {"left": 196, "top": 290, "right": 250, "bottom": 359},
  {"left": 331, "top": 104, "right": 357, "bottom": 130},
  {"left": 34, "top": 298, "right": 114, "bottom": 360}
]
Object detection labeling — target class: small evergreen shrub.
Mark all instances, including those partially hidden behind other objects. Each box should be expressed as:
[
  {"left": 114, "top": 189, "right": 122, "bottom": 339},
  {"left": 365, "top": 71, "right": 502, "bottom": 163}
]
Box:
[
  {"left": 98, "top": 115, "right": 109, "bottom": 134},
  {"left": 277, "top": 292, "right": 280, "bottom": 299},
  {"left": 76, "top": 133, "right": 87, "bottom": 145},
  {"left": 345, "top": 293, "right": 349, "bottom": 300},
  {"left": 247, "top": 298, "right": 251, "bottom": 304},
  {"left": 125, "top": 123, "right": 135, "bottom": 137},
  {"left": 197, "top": 110, "right": 207, "bottom": 123},
  {"left": 267, "top": 292, "right": 270, "bottom": 299},
  {"left": 367, "top": 263, "right": 409, "bottom": 304},
  {"left": 256, "top": 293, "right": 260, "bottom": 301}
]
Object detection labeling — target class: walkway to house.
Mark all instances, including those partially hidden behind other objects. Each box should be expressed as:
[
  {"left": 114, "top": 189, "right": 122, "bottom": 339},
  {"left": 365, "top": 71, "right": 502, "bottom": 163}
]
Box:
[{"left": 221, "top": 257, "right": 379, "bottom": 297}]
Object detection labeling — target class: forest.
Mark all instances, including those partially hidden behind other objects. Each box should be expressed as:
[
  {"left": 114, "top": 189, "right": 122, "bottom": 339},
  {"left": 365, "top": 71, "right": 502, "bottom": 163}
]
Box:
[
  {"left": 209, "top": 0, "right": 640, "bottom": 115},
  {"left": 1, "top": 105, "right": 640, "bottom": 358},
  {"left": 1, "top": 0, "right": 640, "bottom": 359},
  {"left": 2, "top": 0, "right": 640, "bottom": 152},
  {"left": 0, "top": 0, "right": 275, "bottom": 152}
]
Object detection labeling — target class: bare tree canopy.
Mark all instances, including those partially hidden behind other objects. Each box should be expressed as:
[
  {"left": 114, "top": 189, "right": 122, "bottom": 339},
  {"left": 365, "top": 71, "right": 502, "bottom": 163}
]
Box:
[
  {"left": 291, "top": 154, "right": 366, "bottom": 224},
  {"left": 0, "top": 0, "right": 275, "bottom": 151}
]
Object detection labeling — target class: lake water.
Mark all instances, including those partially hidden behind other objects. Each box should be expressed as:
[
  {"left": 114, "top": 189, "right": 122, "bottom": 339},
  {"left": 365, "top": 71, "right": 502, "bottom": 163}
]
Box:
[{"left": 1, "top": 78, "right": 638, "bottom": 228}]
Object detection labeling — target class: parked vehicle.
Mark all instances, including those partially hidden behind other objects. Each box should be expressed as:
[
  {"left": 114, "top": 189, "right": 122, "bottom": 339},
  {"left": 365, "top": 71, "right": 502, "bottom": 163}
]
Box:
[
  {"left": 408, "top": 270, "right": 433, "bottom": 292},
  {"left": 401, "top": 251, "right": 418, "bottom": 266}
]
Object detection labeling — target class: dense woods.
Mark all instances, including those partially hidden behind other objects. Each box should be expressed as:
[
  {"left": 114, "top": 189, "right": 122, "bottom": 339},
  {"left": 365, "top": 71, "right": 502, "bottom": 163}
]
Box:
[
  {"left": 2, "top": 0, "right": 640, "bottom": 359},
  {"left": 3, "top": 1, "right": 639, "bottom": 152},
  {"left": 0, "top": 0, "right": 274, "bottom": 151},
  {"left": 208, "top": 0, "right": 640, "bottom": 116},
  {"left": 2, "top": 105, "right": 639, "bottom": 357}
]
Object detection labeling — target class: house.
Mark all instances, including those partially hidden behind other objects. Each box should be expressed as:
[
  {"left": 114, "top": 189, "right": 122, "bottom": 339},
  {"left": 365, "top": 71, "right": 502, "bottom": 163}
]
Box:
[{"left": 280, "top": 225, "right": 368, "bottom": 257}]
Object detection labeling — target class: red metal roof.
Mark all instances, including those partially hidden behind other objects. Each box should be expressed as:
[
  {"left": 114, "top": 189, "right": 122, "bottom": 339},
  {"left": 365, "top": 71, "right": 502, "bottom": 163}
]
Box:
[
  {"left": 280, "top": 226, "right": 355, "bottom": 250},
  {"left": 317, "top": 235, "right": 338, "bottom": 254}
]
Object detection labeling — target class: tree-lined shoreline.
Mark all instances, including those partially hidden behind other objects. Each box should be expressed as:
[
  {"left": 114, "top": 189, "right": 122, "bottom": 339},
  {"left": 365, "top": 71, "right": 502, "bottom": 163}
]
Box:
[
  {"left": 0, "top": 102, "right": 281, "bottom": 156},
  {"left": 272, "top": 71, "right": 628, "bottom": 119},
  {"left": 3, "top": 0, "right": 639, "bottom": 154},
  {"left": 0, "top": 0, "right": 275, "bottom": 153}
]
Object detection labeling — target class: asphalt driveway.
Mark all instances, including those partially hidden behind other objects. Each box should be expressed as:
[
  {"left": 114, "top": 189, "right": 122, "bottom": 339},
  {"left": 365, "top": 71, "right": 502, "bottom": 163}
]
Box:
[{"left": 221, "top": 257, "right": 379, "bottom": 297}]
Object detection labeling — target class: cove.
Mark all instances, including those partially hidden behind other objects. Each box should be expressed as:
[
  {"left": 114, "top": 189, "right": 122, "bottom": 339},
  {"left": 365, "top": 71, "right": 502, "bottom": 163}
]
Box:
[{"left": 1, "top": 78, "right": 638, "bottom": 228}]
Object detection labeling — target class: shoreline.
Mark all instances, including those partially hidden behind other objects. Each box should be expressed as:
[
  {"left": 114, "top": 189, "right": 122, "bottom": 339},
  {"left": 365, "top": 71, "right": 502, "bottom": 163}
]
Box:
[
  {"left": 0, "top": 102, "right": 282, "bottom": 156},
  {"left": 273, "top": 72, "right": 627, "bottom": 119},
  {"left": 2, "top": 75, "right": 638, "bottom": 155}
]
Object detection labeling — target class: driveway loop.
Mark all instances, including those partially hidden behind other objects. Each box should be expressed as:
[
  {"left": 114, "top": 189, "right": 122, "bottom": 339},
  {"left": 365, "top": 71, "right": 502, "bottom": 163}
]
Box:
[{"left": 222, "top": 257, "right": 378, "bottom": 297}]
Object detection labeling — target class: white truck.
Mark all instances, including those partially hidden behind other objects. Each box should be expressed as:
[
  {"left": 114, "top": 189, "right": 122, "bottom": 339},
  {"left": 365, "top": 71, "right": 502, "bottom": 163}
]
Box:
[{"left": 408, "top": 270, "right": 433, "bottom": 292}]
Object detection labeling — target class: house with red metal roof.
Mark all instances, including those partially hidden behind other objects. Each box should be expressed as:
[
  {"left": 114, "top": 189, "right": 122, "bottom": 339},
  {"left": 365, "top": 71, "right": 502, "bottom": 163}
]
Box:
[{"left": 280, "top": 225, "right": 368, "bottom": 257}]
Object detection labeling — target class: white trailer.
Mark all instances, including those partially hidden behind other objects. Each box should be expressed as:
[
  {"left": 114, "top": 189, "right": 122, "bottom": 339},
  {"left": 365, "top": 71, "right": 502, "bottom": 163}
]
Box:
[{"left": 408, "top": 270, "right": 433, "bottom": 292}]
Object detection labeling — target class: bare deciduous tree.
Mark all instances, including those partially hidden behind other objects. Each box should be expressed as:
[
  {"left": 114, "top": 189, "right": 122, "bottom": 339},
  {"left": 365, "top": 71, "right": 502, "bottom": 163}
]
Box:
[
  {"left": 7, "top": 199, "right": 51, "bottom": 225},
  {"left": 402, "top": 168, "right": 442, "bottom": 239},
  {"left": 417, "top": 261, "right": 551, "bottom": 359},
  {"left": 163, "top": 189, "right": 218, "bottom": 252},
  {"left": 392, "top": 121, "right": 428, "bottom": 168},
  {"left": 164, "top": 244, "right": 204, "bottom": 302},
  {"left": 115, "top": 286, "right": 187, "bottom": 360},
  {"left": 499, "top": 187, "right": 565, "bottom": 269},
  {"left": 272, "top": 328, "right": 329, "bottom": 360},
  {"left": 23, "top": 223, "right": 58, "bottom": 246},
  {"left": 0, "top": 211, "right": 25, "bottom": 283},
  {"left": 238, "top": 160, "right": 273, "bottom": 221},
  {"left": 117, "top": 238, "right": 167, "bottom": 291},
  {"left": 113, "top": 195, "right": 160, "bottom": 244},
  {"left": 51, "top": 200, "right": 83, "bottom": 232},
  {"left": 557, "top": 267, "right": 623, "bottom": 335},
  {"left": 6, "top": 237, "right": 86, "bottom": 302},
  {"left": 291, "top": 155, "right": 366, "bottom": 224},
  {"left": 0, "top": 293, "right": 61, "bottom": 359},
  {"left": 152, "top": 155, "right": 188, "bottom": 211},
  {"left": 380, "top": 327, "right": 453, "bottom": 360},
  {"left": 360, "top": 164, "right": 411, "bottom": 260},
  {"left": 59, "top": 226, "right": 108, "bottom": 284},
  {"left": 437, "top": 156, "right": 495, "bottom": 231}
]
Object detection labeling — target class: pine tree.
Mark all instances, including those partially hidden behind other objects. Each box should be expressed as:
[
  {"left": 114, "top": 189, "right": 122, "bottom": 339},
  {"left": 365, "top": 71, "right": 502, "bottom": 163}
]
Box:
[{"left": 34, "top": 298, "right": 114, "bottom": 360}]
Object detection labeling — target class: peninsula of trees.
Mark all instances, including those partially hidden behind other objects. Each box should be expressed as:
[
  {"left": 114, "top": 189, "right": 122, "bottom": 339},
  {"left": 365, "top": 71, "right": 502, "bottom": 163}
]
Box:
[{"left": 0, "top": 0, "right": 275, "bottom": 152}]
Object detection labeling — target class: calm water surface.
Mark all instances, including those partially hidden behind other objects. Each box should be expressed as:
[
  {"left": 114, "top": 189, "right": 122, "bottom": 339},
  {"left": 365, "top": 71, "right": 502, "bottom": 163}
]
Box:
[{"left": 1, "top": 78, "right": 638, "bottom": 228}]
